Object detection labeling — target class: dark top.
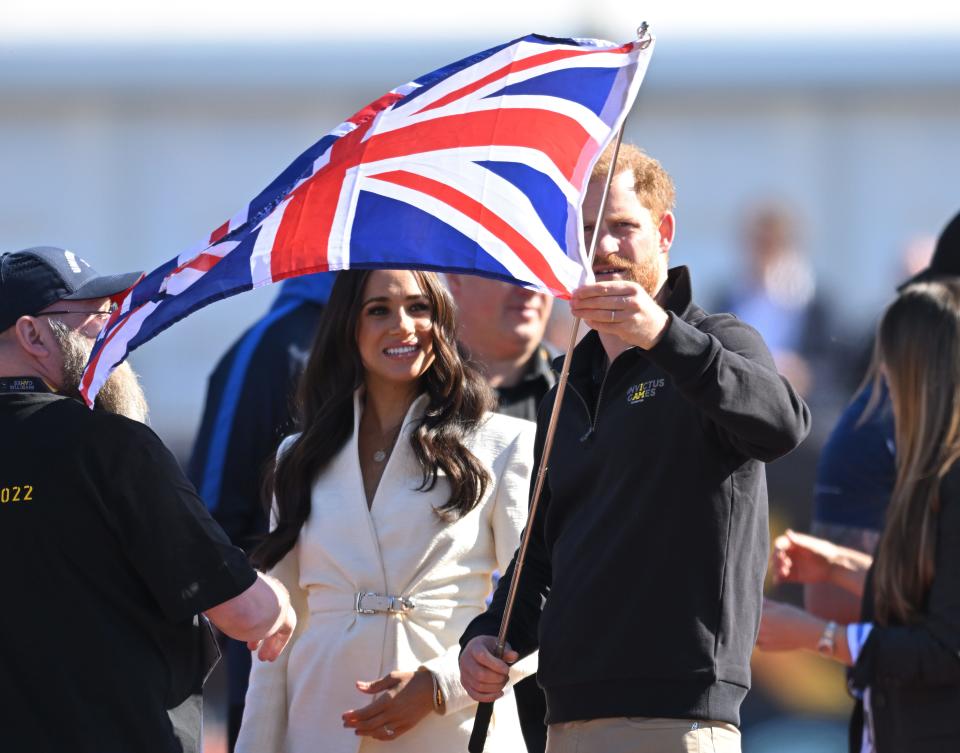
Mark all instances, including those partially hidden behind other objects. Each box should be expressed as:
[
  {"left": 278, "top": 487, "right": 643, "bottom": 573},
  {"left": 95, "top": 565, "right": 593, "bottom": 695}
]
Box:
[
  {"left": 0, "top": 388, "right": 256, "bottom": 753},
  {"left": 814, "top": 382, "right": 896, "bottom": 533},
  {"left": 494, "top": 345, "right": 557, "bottom": 423},
  {"left": 188, "top": 299, "right": 325, "bottom": 552},
  {"left": 461, "top": 266, "right": 811, "bottom": 727},
  {"left": 848, "top": 464, "right": 960, "bottom": 753}
]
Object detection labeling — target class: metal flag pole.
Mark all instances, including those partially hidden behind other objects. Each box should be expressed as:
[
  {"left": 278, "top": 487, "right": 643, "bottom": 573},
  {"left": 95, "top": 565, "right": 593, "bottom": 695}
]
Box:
[{"left": 468, "top": 24, "right": 651, "bottom": 753}]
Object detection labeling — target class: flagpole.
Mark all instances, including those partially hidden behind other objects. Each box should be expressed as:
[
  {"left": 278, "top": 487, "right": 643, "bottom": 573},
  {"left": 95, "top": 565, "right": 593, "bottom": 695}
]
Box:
[{"left": 468, "top": 26, "right": 650, "bottom": 753}]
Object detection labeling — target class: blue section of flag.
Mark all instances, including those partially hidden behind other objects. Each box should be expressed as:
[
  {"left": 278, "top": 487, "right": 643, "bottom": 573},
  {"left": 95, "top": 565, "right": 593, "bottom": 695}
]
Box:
[
  {"left": 484, "top": 66, "right": 620, "bottom": 117},
  {"left": 126, "top": 232, "right": 260, "bottom": 352},
  {"left": 349, "top": 191, "right": 516, "bottom": 281},
  {"left": 244, "top": 134, "right": 340, "bottom": 233},
  {"left": 129, "top": 258, "right": 178, "bottom": 307},
  {"left": 528, "top": 34, "right": 591, "bottom": 47},
  {"left": 475, "top": 160, "right": 573, "bottom": 252}
]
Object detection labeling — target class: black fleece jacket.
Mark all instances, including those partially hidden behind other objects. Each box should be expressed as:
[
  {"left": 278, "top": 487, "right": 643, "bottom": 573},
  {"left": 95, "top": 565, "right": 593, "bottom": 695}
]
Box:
[{"left": 461, "top": 266, "right": 811, "bottom": 727}]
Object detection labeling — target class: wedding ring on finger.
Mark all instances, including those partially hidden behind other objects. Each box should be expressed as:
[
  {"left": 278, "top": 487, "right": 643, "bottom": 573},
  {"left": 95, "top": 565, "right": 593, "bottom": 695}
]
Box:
[
  {"left": 384, "top": 726, "right": 396, "bottom": 737},
  {"left": 609, "top": 309, "right": 615, "bottom": 323}
]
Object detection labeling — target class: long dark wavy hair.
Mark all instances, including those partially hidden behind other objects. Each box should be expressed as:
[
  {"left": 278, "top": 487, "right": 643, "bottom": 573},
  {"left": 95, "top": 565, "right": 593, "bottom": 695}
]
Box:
[
  {"left": 253, "top": 269, "right": 495, "bottom": 570},
  {"left": 871, "top": 280, "right": 960, "bottom": 624}
]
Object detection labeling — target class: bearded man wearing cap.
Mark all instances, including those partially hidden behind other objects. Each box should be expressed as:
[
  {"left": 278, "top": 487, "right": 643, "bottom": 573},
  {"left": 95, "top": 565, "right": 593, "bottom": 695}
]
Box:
[{"left": 0, "top": 246, "right": 297, "bottom": 753}]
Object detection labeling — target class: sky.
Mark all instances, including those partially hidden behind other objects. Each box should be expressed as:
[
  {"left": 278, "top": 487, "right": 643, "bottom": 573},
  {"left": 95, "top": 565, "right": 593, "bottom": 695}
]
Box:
[{"left": 2, "top": 0, "right": 959, "bottom": 44}]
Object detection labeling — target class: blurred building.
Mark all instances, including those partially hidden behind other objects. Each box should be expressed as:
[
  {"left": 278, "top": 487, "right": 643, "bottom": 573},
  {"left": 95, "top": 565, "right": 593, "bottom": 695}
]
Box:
[
  {"left": 2, "top": 38, "right": 958, "bottom": 454},
  {"left": 3, "top": 24, "right": 960, "bottom": 753}
]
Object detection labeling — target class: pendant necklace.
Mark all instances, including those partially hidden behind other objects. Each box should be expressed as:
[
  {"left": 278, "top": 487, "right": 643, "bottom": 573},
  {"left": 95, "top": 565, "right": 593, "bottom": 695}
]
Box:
[{"left": 373, "top": 422, "right": 404, "bottom": 464}]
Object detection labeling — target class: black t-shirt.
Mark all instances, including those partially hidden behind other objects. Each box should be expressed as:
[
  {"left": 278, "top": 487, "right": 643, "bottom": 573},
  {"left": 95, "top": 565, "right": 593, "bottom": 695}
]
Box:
[{"left": 0, "top": 386, "right": 257, "bottom": 753}]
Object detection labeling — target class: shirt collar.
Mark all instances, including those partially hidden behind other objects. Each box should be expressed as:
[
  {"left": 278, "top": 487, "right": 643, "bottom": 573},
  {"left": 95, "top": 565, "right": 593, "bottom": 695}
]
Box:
[
  {"left": 0, "top": 376, "right": 53, "bottom": 394},
  {"left": 517, "top": 345, "right": 557, "bottom": 387}
]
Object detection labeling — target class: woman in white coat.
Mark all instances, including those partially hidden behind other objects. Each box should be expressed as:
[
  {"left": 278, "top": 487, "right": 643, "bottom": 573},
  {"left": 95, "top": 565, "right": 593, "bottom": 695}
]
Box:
[{"left": 236, "top": 269, "right": 536, "bottom": 753}]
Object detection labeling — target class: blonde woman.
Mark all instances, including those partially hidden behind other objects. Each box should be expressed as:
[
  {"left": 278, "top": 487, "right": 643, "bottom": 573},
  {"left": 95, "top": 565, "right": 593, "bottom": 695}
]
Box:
[{"left": 759, "top": 279, "right": 960, "bottom": 753}]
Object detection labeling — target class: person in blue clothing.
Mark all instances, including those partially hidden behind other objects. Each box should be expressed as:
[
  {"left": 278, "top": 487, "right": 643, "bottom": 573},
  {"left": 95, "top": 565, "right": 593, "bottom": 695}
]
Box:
[
  {"left": 188, "top": 272, "right": 335, "bottom": 751},
  {"left": 758, "top": 279, "right": 960, "bottom": 753},
  {"left": 797, "top": 210, "right": 960, "bottom": 624}
]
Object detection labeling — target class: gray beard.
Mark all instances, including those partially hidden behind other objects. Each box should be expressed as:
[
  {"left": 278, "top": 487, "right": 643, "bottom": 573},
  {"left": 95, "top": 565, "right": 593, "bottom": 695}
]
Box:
[{"left": 49, "top": 320, "right": 150, "bottom": 423}]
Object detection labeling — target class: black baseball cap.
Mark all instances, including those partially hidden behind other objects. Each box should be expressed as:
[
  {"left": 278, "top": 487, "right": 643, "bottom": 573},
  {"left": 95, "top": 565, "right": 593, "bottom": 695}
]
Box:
[
  {"left": 0, "top": 246, "right": 141, "bottom": 332},
  {"left": 899, "top": 211, "right": 960, "bottom": 289}
]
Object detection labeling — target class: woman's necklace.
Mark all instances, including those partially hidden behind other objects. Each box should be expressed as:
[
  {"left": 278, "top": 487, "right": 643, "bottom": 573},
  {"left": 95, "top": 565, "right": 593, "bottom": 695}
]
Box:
[{"left": 372, "top": 421, "right": 404, "bottom": 463}]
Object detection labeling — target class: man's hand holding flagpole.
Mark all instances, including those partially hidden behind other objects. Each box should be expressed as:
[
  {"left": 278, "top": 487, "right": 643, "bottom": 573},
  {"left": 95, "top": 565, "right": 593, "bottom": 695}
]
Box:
[{"left": 465, "top": 114, "right": 632, "bottom": 751}]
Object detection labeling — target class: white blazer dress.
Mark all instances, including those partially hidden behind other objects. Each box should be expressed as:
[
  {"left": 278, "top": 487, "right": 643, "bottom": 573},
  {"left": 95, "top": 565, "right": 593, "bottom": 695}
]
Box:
[{"left": 236, "top": 392, "right": 537, "bottom": 753}]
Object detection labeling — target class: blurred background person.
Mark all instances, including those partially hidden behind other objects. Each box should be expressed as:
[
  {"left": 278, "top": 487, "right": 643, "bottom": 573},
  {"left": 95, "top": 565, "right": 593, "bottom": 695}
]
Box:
[
  {"left": 237, "top": 269, "right": 535, "bottom": 753},
  {"left": 713, "top": 202, "right": 838, "bottom": 402},
  {"left": 447, "top": 272, "right": 554, "bottom": 752},
  {"left": 758, "top": 278, "right": 960, "bottom": 753},
  {"left": 807, "top": 212, "right": 960, "bottom": 624},
  {"left": 446, "top": 274, "right": 555, "bottom": 420},
  {"left": 714, "top": 203, "right": 843, "bottom": 659},
  {"left": 188, "top": 272, "right": 335, "bottom": 751}
]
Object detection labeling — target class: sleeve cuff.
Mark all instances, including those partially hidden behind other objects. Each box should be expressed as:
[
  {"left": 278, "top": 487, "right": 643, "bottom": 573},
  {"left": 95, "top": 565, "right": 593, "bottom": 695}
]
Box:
[
  {"left": 169, "top": 555, "right": 258, "bottom": 622},
  {"left": 422, "top": 647, "right": 474, "bottom": 715},
  {"left": 507, "top": 650, "right": 538, "bottom": 686},
  {"left": 847, "top": 622, "right": 874, "bottom": 663}
]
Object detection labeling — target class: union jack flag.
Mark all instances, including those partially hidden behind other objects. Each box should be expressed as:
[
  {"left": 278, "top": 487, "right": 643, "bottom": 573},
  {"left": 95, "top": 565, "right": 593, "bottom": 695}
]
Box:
[{"left": 80, "top": 32, "right": 655, "bottom": 405}]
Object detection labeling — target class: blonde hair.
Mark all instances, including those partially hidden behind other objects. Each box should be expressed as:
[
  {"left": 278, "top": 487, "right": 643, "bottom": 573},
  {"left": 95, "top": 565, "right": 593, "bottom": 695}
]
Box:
[
  {"left": 872, "top": 279, "right": 960, "bottom": 624},
  {"left": 591, "top": 143, "right": 676, "bottom": 221}
]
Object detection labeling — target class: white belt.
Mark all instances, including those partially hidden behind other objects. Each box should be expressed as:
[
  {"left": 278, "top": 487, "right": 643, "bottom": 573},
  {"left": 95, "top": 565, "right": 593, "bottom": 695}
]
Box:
[
  {"left": 354, "top": 591, "right": 416, "bottom": 615},
  {"left": 304, "top": 588, "right": 454, "bottom": 618}
]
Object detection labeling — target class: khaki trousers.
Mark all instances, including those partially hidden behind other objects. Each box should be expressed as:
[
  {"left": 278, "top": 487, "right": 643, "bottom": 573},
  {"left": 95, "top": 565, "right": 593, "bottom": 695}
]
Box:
[{"left": 546, "top": 717, "right": 742, "bottom": 753}]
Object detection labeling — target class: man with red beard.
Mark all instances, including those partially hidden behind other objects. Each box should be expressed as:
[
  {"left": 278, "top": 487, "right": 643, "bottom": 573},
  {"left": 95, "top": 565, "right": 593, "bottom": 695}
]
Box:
[
  {"left": 459, "top": 146, "right": 811, "bottom": 752},
  {"left": 0, "top": 246, "right": 296, "bottom": 753}
]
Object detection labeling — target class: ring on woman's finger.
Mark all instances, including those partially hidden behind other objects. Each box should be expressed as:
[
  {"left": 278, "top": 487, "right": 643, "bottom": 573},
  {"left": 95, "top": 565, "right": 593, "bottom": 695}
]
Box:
[
  {"left": 384, "top": 726, "right": 396, "bottom": 737},
  {"left": 609, "top": 309, "right": 615, "bottom": 323}
]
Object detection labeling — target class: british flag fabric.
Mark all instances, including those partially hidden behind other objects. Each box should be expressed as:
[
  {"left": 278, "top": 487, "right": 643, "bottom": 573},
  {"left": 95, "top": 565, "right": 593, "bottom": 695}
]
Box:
[{"left": 80, "top": 32, "right": 655, "bottom": 405}]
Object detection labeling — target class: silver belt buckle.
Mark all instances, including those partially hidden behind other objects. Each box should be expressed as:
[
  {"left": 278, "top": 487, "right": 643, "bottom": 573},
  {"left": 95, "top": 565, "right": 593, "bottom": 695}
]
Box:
[
  {"left": 354, "top": 591, "right": 416, "bottom": 615},
  {"left": 355, "top": 591, "right": 377, "bottom": 615}
]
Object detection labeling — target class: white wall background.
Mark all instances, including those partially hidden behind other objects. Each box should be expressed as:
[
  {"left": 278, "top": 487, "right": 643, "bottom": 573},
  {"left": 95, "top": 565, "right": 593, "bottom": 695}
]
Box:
[{"left": 2, "top": 6, "right": 959, "bottom": 453}]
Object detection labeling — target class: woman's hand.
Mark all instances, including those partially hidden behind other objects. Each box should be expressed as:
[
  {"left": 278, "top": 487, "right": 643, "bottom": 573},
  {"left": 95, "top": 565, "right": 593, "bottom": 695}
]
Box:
[
  {"left": 341, "top": 668, "right": 435, "bottom": 740},
  {"left": 756, "top": 597, "right": 825, "bottom": 652},
  {"left": 771, "top": 529, "right": 837, "bottom": 585}
]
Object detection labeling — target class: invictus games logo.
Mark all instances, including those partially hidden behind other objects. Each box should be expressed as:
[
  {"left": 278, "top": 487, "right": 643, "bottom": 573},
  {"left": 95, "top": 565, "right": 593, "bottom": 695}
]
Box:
[{"left": 627, "top": 378, "right": 665, "bottom": 404}]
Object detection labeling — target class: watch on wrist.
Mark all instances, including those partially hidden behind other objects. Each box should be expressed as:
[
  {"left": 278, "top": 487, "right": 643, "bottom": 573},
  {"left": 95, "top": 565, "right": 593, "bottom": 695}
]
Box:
[{"left": 817, "top": 620, "right": 838, "bottom": 657}]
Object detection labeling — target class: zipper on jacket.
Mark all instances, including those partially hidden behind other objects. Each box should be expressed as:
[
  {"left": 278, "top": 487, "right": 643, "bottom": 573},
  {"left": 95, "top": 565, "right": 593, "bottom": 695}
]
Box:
[
  {"left": 573, "top": 366, "right": 613, "bottom": 443},
  {"left": 566, "top": 383, "right": 594, "bottom": 442}
]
